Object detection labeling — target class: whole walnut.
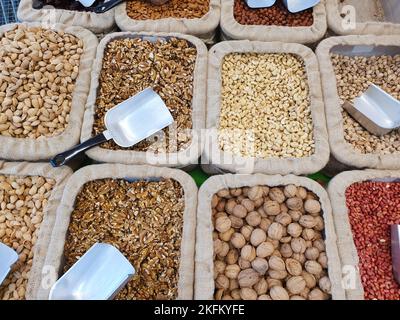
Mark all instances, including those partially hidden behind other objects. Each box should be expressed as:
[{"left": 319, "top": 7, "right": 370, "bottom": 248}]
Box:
[
  {"left": 290, "top": 295, "right": 306, "bottom": 300},
  {"left": 250, "top": 228, "right": 267, "bottom": 246},
  {"left": 299, "top": 215, "right": 317, "bottom": 229},
  {"left": 216, "top": 200, "right": 226, "bottom": 212},
  {"left": 268, "top": 255, "right": 286, "bottom": 271},
  {"left": 253, "top": 197, "right": 264, "bottom": 209},
  {"left": 225, "top": 264, "right": 241, "bottom": 279},
  {"left": 214, "top": 260, "right": 226, "bottom": 278},
  {"left": 231, "top": 289, "right": 241, "bottom": 299},
  {"left": 218, "top": 242, "right": 229, "bottom": 258},
  {"left": 259, "top": 218, "right": 271, "bottom": 231},
  {"left": 302, "top": 271, "right": 317, "bottom": 289},
  {"left": 229, "top": 215, "right": 244, "bottom": 229},
  {"left": 280, "top": 243, "right": 293, "bottom": 258},
  {"left": 296, "top": 187, "right": 308, "bottom": 199},
  {"left": 263, "top": 201, "right": 281, "bottom": 216},
  {"left": 267, "top": 278, "right": 282, "bottom": 288},
  {"left": 215, "top": 274, "right": 229, "bottom": 289},
  {"left": 241, "top": 245, "right": 256, "bottom": 262},
  {"left": 300, "top": 287, "right": 310, "bottom": 299},
  {"left": 256, "top": 241, "right": 275, "bottom": 258},
  {"left": 318, "top": 252, "right": 328, "bottom": 269},
  {"left": 286, "top": 197, "right": 303, "bottom": 211},
  {"left": 226, "top": 249, "right": 239, "bottom": 265},
  {"left": 284, "top": 185, "right": 298, "bottom": 198},
  {"left": 313, "top": 239, "right": 326, "bottom": 252},
  {"left": 238, "top": 268, "right": 260, "bottom": 288},
  {"left": 286, "top": 276, "right": 306, "bottom": 294},
  {"left": 275, "top": 213, "right": 292, "bottom": 226},
  {"left": 314, "top": 216, "right": 325, "bottom": 231},
  {"left": 269, "top": 188, "right": 286, "bottom": 204},
  {"left": 241, "top": 225, "right": 254, "bottom": 241},
  {"left": 232, "top": 204, "right": 247, "bottom": 218},
  {"left": 289, "top": 210, "right": 302, "bottom": 222},
  {"left": 291, "top": 237, "right": 307, "bottom": 254},
  {"left": 219, "top": 228, "right": 235, "bottom": 242},
  {"left": 214, "top": 288, "right": 224, "bottom": 300},
  {"left": 258, "top": 294, "right": 272, "bottom": 300},
  {"left": 280, "top": 236, "right": 292, "bottom": 244},
  {"left": 302, "top": 228, "right": 316, "bottom": 241},
  {"left": 292, "top": 253, "right": 306, "bottom": 264},
  {"left": 254, "top": 278, "right": 268, "bottom": 295},
  {"left": 305, "top": 247, "right": 320, "bottom": 261},
  {"left": 287, "top": 222, "right": 302, "bottom": 238},
  {"left": 251, "top": 257, "right": 269, "bottom": 275},
  {"left": 241, "top": 199, "right": 255, "bottom": 212},
  {"left": 285, "top": 258, "right": 302, "bottom": 276},
  {"left": 229, "top": 279, "right": 239, "bottom": 291},
  {"left": 305, "top": 261, "right": 323, "bottom": 276},
  {"left": 304, "top": 199, "right": 321, "bottom": 214},
  {"left": 231, "top": 233, "right": 246, "bottom": 249},
  {"left": 270, "top": 286, "right": 289, "bottom": 300},
  {"left": 268, "top": 269, "right": 288, "bottom": 280},
  {"left": 246, "top": 211, "right": 261, "bottom": 227},
  {"left": 308, "top": 288, "right": 327, "bottom": 300},
  {"left": 214, "top": 239, "right": 223, "bottom": 255},
  {"left": 225, "top": 199, "right": 237, "bottom": 214},
  {"left": 230, "top": 188, "right": 242, "bottom": 197},
  {"left": 319, "top": 276, "right": 332, "bottom": 294},
  {"left": 212, "top": 195, "right": 219, "bottom": 208},
  {"left": 240, "top": 287, "right": 258, "bottom": 300},
  {"left": 222, "top": 295, "right": 233, "bottom": 300},
  {"left": 238, "top": 257, "right": 251, "bottom": 269},
  {"left": 267, "top": 222, "right": 284, "bottom": 240},
  {"left": 248, "top": 186, "right": 263, "bottom": 201},
  {"left": 217, "top": 189, "right": 230, "bottom": 198}
]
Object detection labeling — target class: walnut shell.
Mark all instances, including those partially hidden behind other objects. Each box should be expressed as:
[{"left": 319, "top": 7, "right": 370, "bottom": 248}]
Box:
[
  {"left": 296, "top": 187, "right": 308, "bottom": 199},
  {"left": 241, "top": 199, "right": 255, "bottom": 212},
  {"left": 289, "top": 210, "right": 302, "bottom": 222},
  {"left": 305, "top": 247, "right": 320, "bottom": 261},
  {"left": 299, "top": 215, "right": 316, "bottom": 228},
  {"left": 268, "top": 269, "right": 288, "bottom": 280},
  {"left": 231, "top": 288, "right": 241, "bottom": 299},
  {"left": 319, "top": 276, "right": 332, "bottom": 294},
  {"left": 258, "top": 294, "right": 272, "bottom": 300},
  {"left": 280, "top": 243, "right": 293, "bottom": 258},
  {"left": 225, "top": 264, "right": 241, "bottom": 279},
  {"left": 214, "top": 288, "right": 224, "bottom": 300},
  {"left": 226, "top": 249, "right": 239, "bottom": 265},
  {"left": 238, "top": 268, "right": 260, "bottom": 288},
  {"left": 314, "top": 216, "right": 325, "bottom": 231},
  {"left": 284, "top": 185, "right": 298, "bottom": 198},
  {"left": 231, "top": 232, "right": 246, "bottom": 249},
  {"left": 259, "top": 218, "right": 271, "bottom": 231},
  {"left": 241, "top": 225, "right": 254, "bottom": 241},
  {"left": 267, "top": 222, "right": 284, "bottom": 240},
  {"left": 229, "top": 278, "right": 239, "bottom": 291},
  {"left": 286, "top": 258, "right": 302, "bottom": 276},
  {"left": 248, "top": 186, "right": 263, "bottom": 201},
  {"left": 267, "top": 278, "right": 282, "bottom": 288},
  {"left": 238, "top": 257, "right": 251, "bottom": 269},
  {"left": 304, "top": 199, "right": 321, "bottom": 214},
  {"left": 219, "top": 228, "right": 235, "bottom": 242},
  {"left": 251, "top": 257, "right": 269, "bottom": 275},
  {"left": 286, "top": 276, "right": 306, "bottom": 294},
  {"left": 225, "top": 199, "right": 237, "bottom": 214},
  {"left": 232, "top": 204, "right": 247, "bottom": 218},
  {"left": 215, "top": 274, "right": 229, "bottom": 289},
  {"left": 229, "top": 215, "right": 244, "bottom": 229},
  {"left": 313, "top": 239, "right": 326, "bottom": 252},
  {"left": 305, "top": 261, "right": 323, "bottom": 276},
  {"left": 241, "top": 245, "right": 256, "bottom": 262},
  {"left": 214, "top": 260, "right": 226, "bottom": 278},
  {"left": 302, "top": 228, "right": 316, "bottom": 241},
  {"left": 287, "top": 222, "right": 302, "bottom": 237},
  {"left": 246, "top": 211, "right": 261, "bottom": 227},
  {"left": 291, "top": 237, "right": 307, "bottom": 254},
  {"left": 308, "top": 288, "right": 327, "bottom": 300},
  {"left": 318, "top": 252, "right": 328, "bottom": 269},
  {"left": 286, "top": 197, "right": 303, "bottom": 211},
  {"left": 256, "top": 241, "right": 275, "bottom": 258},
  {"left": 263, "top": 201, "right": 281, "bottom": 216},
  {"left": 240, "top": 287, "right": 258, "bottom": 300},
  {"left": 270, "top": 286, "right": 289, "bottom": 300},
  {"left": 254, "top": 278, "right": 268, "bottom": 295},
  {"left": 217, "top": 189, "right": 230, "bottom": 198},
  {"left": 250, "top": 228, "right": 267, "bottom": 246},
  {"left": 268, "top": 255, "right": 286, "bottom": 271},
  {"left": 275, "top": 213, "right": 292, "bottom": 226},
  {"left": 269, "top": 188, "right": 286, "bottom": 204},
  {"left": 302, "top": 271, "right": 317, "bottom": 289}
]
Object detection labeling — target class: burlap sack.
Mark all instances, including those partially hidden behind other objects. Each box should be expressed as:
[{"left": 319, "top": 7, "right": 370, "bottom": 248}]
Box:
[
  {"left": 38, "top": 164, "right": 197, "bottom": 300},
  {"left": 327, "top": 169, "right": 400, "bottom": 300},
  {"left": 203, "top": 40, "right": 330, "bottom": 175},
  {"left": 0, "top": 22, "right": 98, "bottom": 162},
  {"left": 0, "top": 161, "right": 71, "bottom": 300},
  {"left": 195, "top": 173, "right": 346, "bottom": 300},
  {"left": 220, "top": 0, "right": 327, "bottom": 44},
  {"left": 326, "top": 0, "right": 400, "bottom": 36},
  {"left": 17, "top": 0, "right": 115, "bottom": 33},
  {"left": 115, "top": 0, "right": 220, "bottom": 44},
  {"left": 81, "top": 31, "right": 207, "bottom": 168},
  {"left": 316, "top": 35, "right": 400, "bottom": 170}
]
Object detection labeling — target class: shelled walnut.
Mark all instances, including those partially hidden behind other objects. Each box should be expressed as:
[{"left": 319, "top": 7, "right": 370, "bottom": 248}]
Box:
[{"left": 212, "top": 184, "right": 331, "bottom": 300}]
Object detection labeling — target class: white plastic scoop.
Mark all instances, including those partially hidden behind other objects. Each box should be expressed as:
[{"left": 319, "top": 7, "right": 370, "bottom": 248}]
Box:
[
  {"left": 245, "top": 0, "right": 276, "bottom": 8},
  {"left": 0, "top": 243, "right": 19, "bottom": 286},
  {"left": 49, "top": 243, "right": 135, "bottom": 300},
  {"left": 282, "top": 0, "right": 320, "bottom": 13},
  {"left": 50, "top": 88, "right": 174, "bottom": 167},
  {"left": 343, "top": 84, "right": 400, "bottom": 136}
]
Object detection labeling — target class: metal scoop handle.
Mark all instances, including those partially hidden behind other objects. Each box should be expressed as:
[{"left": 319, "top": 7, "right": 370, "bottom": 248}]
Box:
[
  {"left": 91, "top": 0, "right": 124, "bottom": 13},
  {"left": 50, "top": 133, "right": 108, "bottom": 167}
]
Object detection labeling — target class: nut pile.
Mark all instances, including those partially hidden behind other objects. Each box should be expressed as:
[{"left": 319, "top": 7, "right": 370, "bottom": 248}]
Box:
[
  {"left": 346, "top": 181, "right": 400, "bottom": 300},
  {"left": 64, "top": 178, "right": 185, "bottom": 300},
  {"left": 0, "top": 175, "right": 55, "bottom": 300},
  {"left": 0, "top": 25, "right": 83, "bottom": 139},
  {"left": 93, "top": 37, "right": 196, "bottom": 152},
  {"left": 219, "top": 53, "right": 315, "bottom": 159},
  {"left": 212, "top": 185, "right": 331, "bottom": 300},
  {"left": 32, "top": 0, "right": 105, "bottom": 11},
  {"left": 331, "top": 53, "right": 400, "bottom": 154},
  {"left": 234, "top": 0, "right": 313, "bottom": 26},
  {"left": 126, "top": 0, "right": 210, "bottom": 20}
]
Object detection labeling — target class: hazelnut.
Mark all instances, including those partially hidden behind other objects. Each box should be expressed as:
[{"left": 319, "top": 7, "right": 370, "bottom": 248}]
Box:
[
  {"left": 280, "top": 243, "right": 293, "bottom": 258},
  {"left": 229, "top": 215, "right": 244, "bottom": 229},
  {"left": 305, "top": 261, "right": 323, "bottom": 276},
  {"left": 238, "top": 257, "right": 251, "bottom": 269},
  {"left": 225, "top": 264, "right": 241, "bottom": 279},
  {"left": 240, "top": 287, "right": 258, "bottom": 300},
  {"left": 286, "top": 258, "right": 302, "bottom": 276},
  {"left": 269, "top": 188, "right": 285, "bottom": 203},
  {"left": 251, "top": 257, "right": 269, "bottom": 275},
  {"left": 215, "top": 274, "right": 229, "bottom": 289},
  {"left": 263, "top": 201, "right": 281, "bottom": 216},
  {"left": 254, "top": 278, "right": 268, "bottom": 295},
  {"left": 232, "top": 204, "right": 247, "bottom": 218},
  {"left": 286, "top": 197, "right": 303, "bottom": 211},
  {"left": 302, "top": 271, "right": 317, "bottom": 289},
  {"left": 238, "top": 268, "right": 260, "bottom": 287},
  {"left": 225, "top": 199, "right": 237, "bottom": 214},
  {"left": 319, "top": 276, "right": 332, "bottom": 294},
  {"left": 231, "top": 233, "right": 246, "bottom": 249},
  {"left": 259, "top": 218, "right": 271, "bottom": 231},
  {"left": 275, "top": 213, "right": 292, "bottom": 226},
  {"left": 287, "top": 222, "right": 302, "bottom": 237},
  {"left": 291, "top": 237, "right": 307, "bottom": 254},
  {"left": 231, "top": 288, "right": 241, "bottom": 299},
  {"left": 250, "top": 228, "right": 267, "bottom": 246},
  {"left": 241, "top": 245, "right": 256, "bottom": 262},
  {"left": 304, "top": 199, "right": 321, "bottom": 214},
  {"left": 248, "top": 186, "right": 263, "bottom": 201},
  {"left": 299, "top": 215, "right": 316, "bottom": 228},
  {"left": 305, "top": 247, "right": 320, "bottom": 261},
  {"left": 302, "top": 228, "right": 315, "bottom": 241},
  {"left": 246, "top": 211, "right": 261, "bottom": 227},
  {"left": 318, "top": 252, "right": 328, "bottom": 269},
  {"left": 226, "top": 249, "right": 239, "bottom": 265},
  {"left": 308, "top": 288, "right": 327, "bottom": 300},
  {"left": 286, "top": 276, "right": 306, "bottom": 294},
  {"left": 256, "top": 241, "right": 274, "bottom": 258},
  {"left": 267, "top": 222, "right": 284, "bottom": 240},
  {"left": 270, "top": 286, "right": 289, "bottom": 300},
  {"left": 241, "top": 199, "right": 255, "bottom": 212},
  {"left": 296, "top": 187, "right": 308, "bottom": 199},
  {"left": 241, "top": 225, "right": 253, "bottom": 241},
  {"left": 268, "top": 255, "right": 285, "bottom": 271},
  {"left": 284, "top": 185, "right": 298, "bottom": 198},
  {"left": 219, "top": 228, "right": 235, "bottom": 242}
]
